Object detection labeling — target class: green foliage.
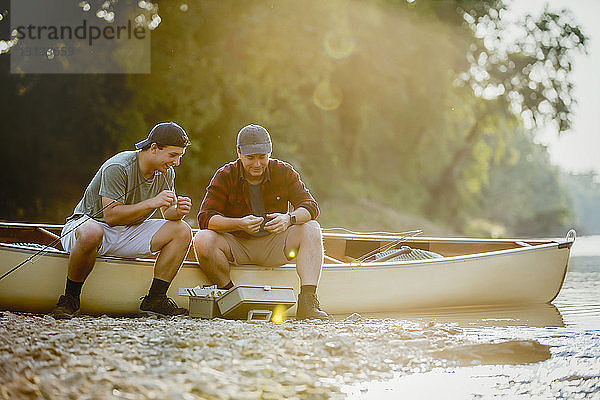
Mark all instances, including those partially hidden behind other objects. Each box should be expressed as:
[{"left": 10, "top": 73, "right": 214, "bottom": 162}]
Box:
[
  {"left": 0, "top": 58, "right": 137, "bottom": 221},
  {"left": 480, "top": 130, "right": 571, "bottom": 236},
  {"left": 123, "top": 1, "right": 469, "bottom": 215},
  {"left": 0, "top": 0, "right": 588, "bottom": 237},
  {"left": 457, "top": 4, "right": 587, "bottom": 132},
  {"left": 420, "top": 0, "right": 586, "bottom": 227}
]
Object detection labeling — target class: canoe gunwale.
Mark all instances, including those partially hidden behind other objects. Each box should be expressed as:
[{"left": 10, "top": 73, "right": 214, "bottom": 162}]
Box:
[
  {"left": 321, "top": 231, "right": 560, "bottom": 244},
  {"left": 0, "top": 220, "right": 573, "bottom": 273},
  {"left": 0, "top": 221, "right": 563, "bottom": 243},
  {"left": 0, "top": 238, "right": 567, "bottom": 271}
]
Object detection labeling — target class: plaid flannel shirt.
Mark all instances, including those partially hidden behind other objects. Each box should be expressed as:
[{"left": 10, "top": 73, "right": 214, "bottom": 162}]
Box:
[{"left": 198, "top": 158, "right": 319, "bottom": 238}]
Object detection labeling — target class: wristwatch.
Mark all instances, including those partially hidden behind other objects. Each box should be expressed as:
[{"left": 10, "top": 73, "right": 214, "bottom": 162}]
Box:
[{"left": 288, "top": 212, "right": 296, "bottom": 225}]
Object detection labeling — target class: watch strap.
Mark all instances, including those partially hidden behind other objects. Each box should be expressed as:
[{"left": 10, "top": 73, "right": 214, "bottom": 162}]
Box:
[{"left": 288, "top": 212, "right": 296, "bottom": 225}]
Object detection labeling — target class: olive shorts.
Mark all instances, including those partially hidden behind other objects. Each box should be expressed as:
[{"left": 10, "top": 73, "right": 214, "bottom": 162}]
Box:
[{"left": 222, "top": 230, "right": 293, "bottom": 267}]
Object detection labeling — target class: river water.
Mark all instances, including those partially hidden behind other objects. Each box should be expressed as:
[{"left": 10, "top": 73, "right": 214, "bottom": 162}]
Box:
[{"left": 342, "top": 235, "right": 600, "bottom": 399}]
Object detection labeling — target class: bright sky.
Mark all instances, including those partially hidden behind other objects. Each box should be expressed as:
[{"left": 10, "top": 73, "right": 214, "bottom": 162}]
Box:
[{"left": 508, "top": 0, "right": 600, "bottom": 174}]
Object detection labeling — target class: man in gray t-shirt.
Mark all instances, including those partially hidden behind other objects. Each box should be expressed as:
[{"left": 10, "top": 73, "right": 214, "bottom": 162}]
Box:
[
  {"left": 51, "top": 122, "right": 193, "bottom": 319},
  {"left": 67, "top": 150, "right": 175, "bottom": 225}
]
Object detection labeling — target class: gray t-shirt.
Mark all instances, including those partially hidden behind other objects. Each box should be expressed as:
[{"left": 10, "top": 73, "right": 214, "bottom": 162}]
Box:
[{"left": 67, "top": 150, "right": 174, "bottom": 225}]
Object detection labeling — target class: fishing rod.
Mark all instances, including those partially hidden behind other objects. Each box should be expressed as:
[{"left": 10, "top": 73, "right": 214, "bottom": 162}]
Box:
[
  {"left": 322, "top": 227, "right": 423, "bottom": 237},
  {"left": 354, "top": 230, "right": 424, "bottom": 263},
  {"left": 0, "top": 171, "right": 175, "bottom": 282}
]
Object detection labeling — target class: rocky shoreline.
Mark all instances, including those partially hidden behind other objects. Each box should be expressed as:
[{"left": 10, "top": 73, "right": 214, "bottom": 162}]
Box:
[{"left": 1, "top": 311, "right": 549, "bottom": 399}]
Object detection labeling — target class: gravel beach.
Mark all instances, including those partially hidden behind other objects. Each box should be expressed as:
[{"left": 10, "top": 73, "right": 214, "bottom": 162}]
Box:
[{"left": 0, "top": 311, "right": 551, "bottom": 399}]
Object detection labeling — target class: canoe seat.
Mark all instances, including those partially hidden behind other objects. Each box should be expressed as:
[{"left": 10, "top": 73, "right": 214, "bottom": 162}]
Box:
[{"left": 374, "top": 247, "right": 442, "bottom": 262}]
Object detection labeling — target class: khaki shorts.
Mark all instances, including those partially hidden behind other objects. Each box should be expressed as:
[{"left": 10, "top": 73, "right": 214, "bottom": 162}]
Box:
[
  {"left": 61, "top": 217, "right": 167, "bottom": 258},
  {"left": 222, "top": 230, "right": 293, "bottom": 267}
]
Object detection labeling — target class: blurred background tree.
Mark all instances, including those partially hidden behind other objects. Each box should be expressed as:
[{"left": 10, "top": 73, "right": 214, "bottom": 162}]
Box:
[{"left": 0, "top": 0, "right": 594, "bottom": 236}]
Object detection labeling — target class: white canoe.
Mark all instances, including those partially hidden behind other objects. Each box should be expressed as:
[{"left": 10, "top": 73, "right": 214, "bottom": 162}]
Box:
[{"left": 0, "top": 222, "right": 575, "bottom": 316}]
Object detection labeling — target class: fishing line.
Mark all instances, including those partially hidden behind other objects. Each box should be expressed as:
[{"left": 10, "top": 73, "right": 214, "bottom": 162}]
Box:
[
  {"left": 162, "top": 171, "right": 176, "bottom": 199},
  {"left": 322, "top": 227, "right": 423, "bottom": 237},
  {"left": 0, "top": 170, "right": 175, "bottom": 282}
]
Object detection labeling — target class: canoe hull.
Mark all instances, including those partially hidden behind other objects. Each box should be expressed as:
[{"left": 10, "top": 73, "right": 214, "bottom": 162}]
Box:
[
  {"left": 0, "top": 240, "right": 570, "bottom": 316},
  {"left": 316, "top": 245, "right": 570, "bottom": 312}
]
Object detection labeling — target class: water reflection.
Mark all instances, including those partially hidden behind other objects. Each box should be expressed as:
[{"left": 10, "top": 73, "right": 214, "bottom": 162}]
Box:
[
  {"left": 554, "top": 254, "right": 600, "bottom": 329},
  {"left": 342, "top": 244, "right": 600, "bottom": 399},
  {"left": 336, "top": 303, "right": 564, "bottom": 328}
]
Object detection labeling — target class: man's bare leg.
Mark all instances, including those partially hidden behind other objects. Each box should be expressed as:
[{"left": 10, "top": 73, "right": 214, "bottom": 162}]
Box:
[
  {"left": 67, "top": 219, "right": 104, "bottom": 281},
  {"left": 150, "top": 220, "right": 193, "bottom": 282},
  {"left": 52, "top": 219, "right": 104, "bottom": 319},
  {"left": 193, "top": 230, "right": 234, "bottom": 287},
  {"left": 285, "top": 220, "right": 323, "bottom": 286},
  {"left": 139, "top": 220, "right": 192, "bottom": 316},
  {"left": 284, "top": 220, "right": 329, "bottom": 320}
]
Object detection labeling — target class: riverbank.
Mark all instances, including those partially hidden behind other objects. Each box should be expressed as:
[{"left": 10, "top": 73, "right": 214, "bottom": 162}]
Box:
[
  {"left": 1, "top": 311, "right": 556, "bottom": 400},
  {"left": 2, "top": 238, "right": 599, "bottom": 400}
]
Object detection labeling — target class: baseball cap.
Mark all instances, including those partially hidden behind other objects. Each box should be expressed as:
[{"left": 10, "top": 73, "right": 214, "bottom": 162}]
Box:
[
  {"left": 135, "top": 122, "right": 190, "bottom": 149},
  {"left": 237, "top": 124, "right": 272, "bottom": 155}
]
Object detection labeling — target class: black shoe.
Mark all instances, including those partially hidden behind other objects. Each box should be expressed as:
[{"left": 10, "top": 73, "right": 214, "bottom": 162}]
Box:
[
  {"left": 139, "top": 295, "right": 187, "bottom": 317},
  {"left": 296, "top": 292, "right": 330, "bottom": 321},
  {"left": 50, "top": 294, "right": 80, "bottom": 319}
]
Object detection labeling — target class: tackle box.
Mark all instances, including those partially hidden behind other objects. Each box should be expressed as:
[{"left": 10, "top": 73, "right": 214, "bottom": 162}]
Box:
[
  {"left": 178, "top": 286, "right": 227, "bottom": 319},
  {"left": 216, "top": 285, "right": 296, "bottom": 321},
  {"left": 179, "top": 285, "right": 296, "bottom": 321}
]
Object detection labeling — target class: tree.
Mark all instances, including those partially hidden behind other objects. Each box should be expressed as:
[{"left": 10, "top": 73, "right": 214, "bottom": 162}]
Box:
[
  {"left": 424, "top": 1, "right": 587, "bottom": 224},
  {"left": 480, "top": 129, "right": 571, "bottom": 236},
  {"left": 0, "top": 0, "right": 587, "bottom": 237}
]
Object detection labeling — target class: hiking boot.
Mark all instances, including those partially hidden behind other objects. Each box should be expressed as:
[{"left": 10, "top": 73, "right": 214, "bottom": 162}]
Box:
[
  {"left": 139, "top": 295, "right": 187, "bottom": 317},
  {"left": 50, "top": 294, "right": 80, "bottom": 319},
  {"left": 296, "top": 292, "right": 330, "bottom": 321}
]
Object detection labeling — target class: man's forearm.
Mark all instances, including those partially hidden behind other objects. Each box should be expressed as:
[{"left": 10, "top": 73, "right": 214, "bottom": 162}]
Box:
[
  {"left": 103, "top": 199, "right": 155, "bottom": 226},
  {"left": 291, "top": 207, "right": 312, "bottom": 224},
  {"left": 207, "top": 214, "right": 242, "bottom": 232}
]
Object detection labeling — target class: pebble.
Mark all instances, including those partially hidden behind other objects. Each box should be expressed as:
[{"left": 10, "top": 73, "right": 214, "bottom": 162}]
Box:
[{"left": 0, "top": 311, "right": 551, "bottom": 399}]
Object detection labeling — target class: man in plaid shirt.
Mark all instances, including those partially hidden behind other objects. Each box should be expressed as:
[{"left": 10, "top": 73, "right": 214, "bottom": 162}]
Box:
[{"left": 194, "top": 124, "right": 329, "bottom": 320}]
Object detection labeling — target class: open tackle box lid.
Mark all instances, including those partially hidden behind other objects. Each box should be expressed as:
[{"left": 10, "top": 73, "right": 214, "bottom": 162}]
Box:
[
  {"left": 217, "top": 285, "right": 296, "bottom": 321},
  {"left": 179, "top": 285, "right": 296, "bottom": 321},
  {"left": 178, "top": 286, "right": 228, "bottom": 319}
]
